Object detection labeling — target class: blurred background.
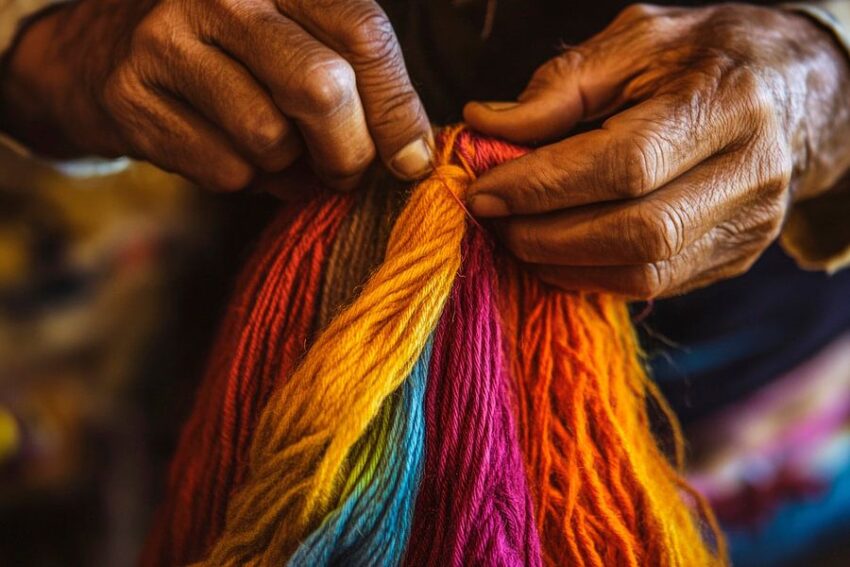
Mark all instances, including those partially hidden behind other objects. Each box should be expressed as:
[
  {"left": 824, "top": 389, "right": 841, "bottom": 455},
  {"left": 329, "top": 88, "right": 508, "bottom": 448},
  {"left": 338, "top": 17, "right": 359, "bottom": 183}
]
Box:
[
  {"left": 1, "top": 146, "right": 849, "bottom": 567},
  {"left": 0, "top": 146, "right": 275, "bottom": 566}
]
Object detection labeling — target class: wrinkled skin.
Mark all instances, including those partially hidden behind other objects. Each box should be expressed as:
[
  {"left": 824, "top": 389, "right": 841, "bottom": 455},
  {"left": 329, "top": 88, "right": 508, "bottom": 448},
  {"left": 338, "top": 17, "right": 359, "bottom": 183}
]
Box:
[
  {"left": 2, "top": 2, "right": 850, "bottom": 296},
  {"left": 465, "top": 4, "right": 850, "bottom": 298},
  {"left": 0, "top": 0, "right": 433, "bottom": 191}
]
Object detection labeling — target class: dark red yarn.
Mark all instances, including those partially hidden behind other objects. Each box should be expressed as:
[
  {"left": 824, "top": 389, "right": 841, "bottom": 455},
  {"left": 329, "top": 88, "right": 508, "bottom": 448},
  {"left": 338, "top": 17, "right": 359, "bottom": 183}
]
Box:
[{"left": 140, "top": 194, "right": 352, "bottom": 567}]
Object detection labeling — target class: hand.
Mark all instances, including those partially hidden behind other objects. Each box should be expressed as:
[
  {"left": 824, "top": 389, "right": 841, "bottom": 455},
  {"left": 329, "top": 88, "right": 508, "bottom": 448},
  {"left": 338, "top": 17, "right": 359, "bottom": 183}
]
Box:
[
  {"left": 0, "top": 0, "right": 433, "bottom": 191},
  {"left": 464, "top": 3, "right": 850, "bottom": 298}
]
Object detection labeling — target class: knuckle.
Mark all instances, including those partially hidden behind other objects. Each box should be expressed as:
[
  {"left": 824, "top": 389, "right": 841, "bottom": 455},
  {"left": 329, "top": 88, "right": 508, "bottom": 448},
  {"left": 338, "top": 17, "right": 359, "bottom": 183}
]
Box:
[
  {"left": 102, "top": 67, "right": 146, "bottom": 114},
  {"left": 615, "top": 3, "right": 663, "bottom": 27},
  {"left": 323, "top": 144, "right": 376, "bottom": 180},
  {"left": 132, "top": 7, "right": 179, "bottom": 52},
  {"left": 697, "top": 52, "right": 736, "bottom": 84},
  {"left": 296, "top": 58, "right": 357, "bottom": 115},
  {"left": 340, "top": 7, "right": 399, "bottom": 61},
  {"left": 243, "top": 113, "right": 290, "bottom": 155},
  {"left": 730, "top": 66, "right": 778, "bottom": 127},
  {"left": 546, "top": 49, "right": 584, "bottom": 81},
  {"left": 523, "top": 48, "right": 584, "bottom": 97},
  {"left": 627, "top": 201, "right": 687, "bottom": 261},
  {"left": 628, "top": 262, "right": 668, "bottom": 300},
  {"left": 215, "top": 0, "right": 254, "bottom": 21},
  {"left": 367, "top": 88, "right": 424, "bottom": 138},
  {"left": 616, "top": 136, "right": 660, "bottom": 197}
]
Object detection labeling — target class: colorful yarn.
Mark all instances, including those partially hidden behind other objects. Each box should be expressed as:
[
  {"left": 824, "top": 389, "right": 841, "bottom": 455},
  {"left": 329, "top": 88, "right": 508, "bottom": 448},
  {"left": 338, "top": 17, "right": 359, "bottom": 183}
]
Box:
[
  {"left": 201, "top": 151, "right": 470, "bottom": 565},
  {"left": 314, "top": 172, "right": 403, "bottom": 332},
  {"left": 290, "top": 178, "right": 428, "bottom": 565},
  {"left": 142, "top": 126, "right": 726, "bottom": 566},
  {"left": 140, "top": 193, "right": 352, "bottom": 566},
  {"left": 500, "top": 268, "right": 725, "bottom": 566},
  {"left": 288, "top": 337, "right": 432, "bottom": 565},
  {"left": 404, "top": 228, "right": 541, "bottom": 566}
]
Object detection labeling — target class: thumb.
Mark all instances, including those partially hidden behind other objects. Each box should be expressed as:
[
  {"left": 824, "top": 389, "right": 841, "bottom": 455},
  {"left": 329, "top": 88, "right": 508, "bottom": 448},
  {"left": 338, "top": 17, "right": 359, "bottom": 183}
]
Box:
[
  {"left": 463, "top": 51, "right": 590, "bottom": 144},
  {"left": 463, "top": 26, "right": 659, "bottom": 144}
]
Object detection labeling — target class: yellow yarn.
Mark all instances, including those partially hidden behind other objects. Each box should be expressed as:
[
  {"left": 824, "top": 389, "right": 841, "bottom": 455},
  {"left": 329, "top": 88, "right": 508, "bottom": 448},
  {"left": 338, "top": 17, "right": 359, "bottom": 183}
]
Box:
[
  {"left": 201, "top": 154, "right": 471, "bottom": 564},
  {"left": 603, "top": 299, "right": 725, "bottom": 566}
]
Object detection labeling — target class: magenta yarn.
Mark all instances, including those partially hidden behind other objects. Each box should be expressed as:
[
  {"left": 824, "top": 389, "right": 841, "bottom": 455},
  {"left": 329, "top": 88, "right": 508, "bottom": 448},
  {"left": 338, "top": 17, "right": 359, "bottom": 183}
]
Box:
[{"left": 404, "top": 229, "right": 541, "bottom": 566}]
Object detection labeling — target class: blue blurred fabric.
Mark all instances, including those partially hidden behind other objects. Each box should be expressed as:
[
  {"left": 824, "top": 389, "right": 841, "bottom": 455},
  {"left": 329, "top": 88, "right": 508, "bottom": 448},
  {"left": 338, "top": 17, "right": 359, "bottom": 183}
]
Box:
[{"left": 646, "top": 244, "right": 850, "bottom": 424}]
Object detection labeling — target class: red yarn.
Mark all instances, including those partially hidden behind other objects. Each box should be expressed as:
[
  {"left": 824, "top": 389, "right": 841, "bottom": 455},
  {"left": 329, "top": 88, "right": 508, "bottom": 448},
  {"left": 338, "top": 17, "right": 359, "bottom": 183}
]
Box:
[{"left": 141, "top": 194, "right": 352, "bottom": 566}]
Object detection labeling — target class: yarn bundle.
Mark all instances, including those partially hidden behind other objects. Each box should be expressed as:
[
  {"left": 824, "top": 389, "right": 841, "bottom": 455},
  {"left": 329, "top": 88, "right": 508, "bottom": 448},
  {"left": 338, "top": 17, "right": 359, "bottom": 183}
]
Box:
[{"left": 142, "top": 127, "right": 725, "bottom": 566}]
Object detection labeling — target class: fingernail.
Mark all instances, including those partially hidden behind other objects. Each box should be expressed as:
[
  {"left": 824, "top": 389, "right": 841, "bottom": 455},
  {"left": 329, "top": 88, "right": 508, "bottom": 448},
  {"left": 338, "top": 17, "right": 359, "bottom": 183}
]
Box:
[
  {"left": 390, "top": 136, "right": 434, "bottom": 180},
  {"left": 468, "top": 193, "right": 510, "bottom": 217},
  {"left": 480, "top": 101, "right": 520, "bottom": 111}
]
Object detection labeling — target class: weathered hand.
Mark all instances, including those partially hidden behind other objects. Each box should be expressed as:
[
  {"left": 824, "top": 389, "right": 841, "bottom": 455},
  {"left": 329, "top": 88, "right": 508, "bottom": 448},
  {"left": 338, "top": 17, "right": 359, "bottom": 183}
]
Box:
[
  {"left": 464, "top": 3, "right": 850, "bottom": 298},
  {"left": 0, "top": 0, "right": 433, "bottom": 191}
]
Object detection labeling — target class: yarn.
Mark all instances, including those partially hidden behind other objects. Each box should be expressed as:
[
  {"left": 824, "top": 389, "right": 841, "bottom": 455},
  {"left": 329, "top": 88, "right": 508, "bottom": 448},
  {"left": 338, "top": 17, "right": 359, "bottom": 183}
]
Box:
[
  {"left": 142, "top": 126, "right": 726, "bottom": 566},
  {"left": 500, "top": 267, "right": 725, "bottom": 566},
  {"left": 201, "top": 148, "right": 470, "bottom": 566},
  {"left": 315, "top": 172, "right": 404, "bottom": 332},
  {"left": 289, "top": 176, "right": 427, "bottom": 566},
  {"left": 141, "top": 193, "right": 352, "bottom": 566},
  {"left": 287, "top": 337, "right": 432, "bottom": 566},
  {"left": 404, "top": 228, "right": 541, "bottom": 566}
]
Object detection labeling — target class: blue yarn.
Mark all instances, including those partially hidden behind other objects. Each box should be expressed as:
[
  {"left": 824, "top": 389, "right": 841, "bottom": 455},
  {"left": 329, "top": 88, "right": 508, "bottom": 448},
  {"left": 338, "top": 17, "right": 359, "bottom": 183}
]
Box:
[{"left": 287, "top": 337, "right": 433, "bottom": 566}]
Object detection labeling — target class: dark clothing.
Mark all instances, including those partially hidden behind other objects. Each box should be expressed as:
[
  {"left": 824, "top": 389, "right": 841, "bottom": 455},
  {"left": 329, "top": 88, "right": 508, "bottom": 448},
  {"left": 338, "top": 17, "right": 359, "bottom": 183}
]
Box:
[{"left": 381, "top": 0, "right": 776, "bottom": 121}]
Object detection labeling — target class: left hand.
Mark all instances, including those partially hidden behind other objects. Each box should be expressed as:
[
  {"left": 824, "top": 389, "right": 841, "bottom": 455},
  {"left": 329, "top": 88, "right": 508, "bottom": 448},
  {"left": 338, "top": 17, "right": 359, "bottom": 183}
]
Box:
[{"left": 464, "top": 3, "right": 850, "bottom": 298}]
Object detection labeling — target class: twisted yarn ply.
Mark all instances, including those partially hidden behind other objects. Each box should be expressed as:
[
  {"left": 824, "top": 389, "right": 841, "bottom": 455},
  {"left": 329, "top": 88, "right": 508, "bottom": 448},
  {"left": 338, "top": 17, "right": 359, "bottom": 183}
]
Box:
[{"left": 142, "top": 126, "right": 725, "bottom": 566}]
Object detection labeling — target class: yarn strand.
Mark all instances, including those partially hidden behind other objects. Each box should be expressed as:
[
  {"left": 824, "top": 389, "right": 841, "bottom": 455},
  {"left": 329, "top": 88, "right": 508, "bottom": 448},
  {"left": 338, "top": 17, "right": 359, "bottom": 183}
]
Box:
[
  {"left": 142, "top": 127, "right": 726, "bottom": 567},
  {"left": 201, "top": 163, "right": 472, "bottom": 565}
]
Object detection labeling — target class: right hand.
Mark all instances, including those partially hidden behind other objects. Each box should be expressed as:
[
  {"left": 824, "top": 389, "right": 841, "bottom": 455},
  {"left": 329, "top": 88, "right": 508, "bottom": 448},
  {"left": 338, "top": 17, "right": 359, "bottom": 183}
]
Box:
[{"left": 0, "top": 0, "right": 433, "bottom": 191}]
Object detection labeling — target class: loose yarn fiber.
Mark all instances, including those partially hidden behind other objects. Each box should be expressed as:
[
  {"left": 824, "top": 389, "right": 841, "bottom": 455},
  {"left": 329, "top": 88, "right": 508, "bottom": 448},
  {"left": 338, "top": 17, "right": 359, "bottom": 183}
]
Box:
[{"left": 142, "top": 126, "right": 725, "bottom": 566}]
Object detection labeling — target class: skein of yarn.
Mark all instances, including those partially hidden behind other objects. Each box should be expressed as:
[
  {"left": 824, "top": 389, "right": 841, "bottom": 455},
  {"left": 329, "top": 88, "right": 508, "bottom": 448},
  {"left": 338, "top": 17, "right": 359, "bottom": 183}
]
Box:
[{"left": 142, "top": 126, "right": 726, "bottom": 566}]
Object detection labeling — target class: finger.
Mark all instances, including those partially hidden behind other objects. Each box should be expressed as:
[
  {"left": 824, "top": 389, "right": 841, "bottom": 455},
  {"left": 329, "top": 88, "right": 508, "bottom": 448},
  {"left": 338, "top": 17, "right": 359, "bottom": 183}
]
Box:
[
  {"left": 659, "top": 220, "right": 773, "bottom": 297},
  {"left": 533, "top": 217, "right": 768, "bottom": 299},
  {"left": 534, "top": 229, "right": 714, "bottom": 299},
  {"left": 661, "top": 257, "right": 754, "bottom": 297},
  {"left": 252, "top": 160, "right": 326, "bottom": 202},
  {"left": 104, "top": 71, "right": 253, "bottom": 191},
  {"left": 165, "top": 41, "right": 303, "bottom": 172},
  {"left": 463, "top": 50, "right": 608, "bottom": 144},
  {"left": 463, "top": 4, "right": 682, "bottom": 143},
  {"left": 498, "top": 157, "right": 749, "bottom": 266},
  {"left": 467, "top": 84, "right": 750, "bottom": 218},
  {"left": 278, "top": 0, "right": 434, "bottom": 180},
  {"left": 209, "top": 6, "right": 375, "bottom": 190}
]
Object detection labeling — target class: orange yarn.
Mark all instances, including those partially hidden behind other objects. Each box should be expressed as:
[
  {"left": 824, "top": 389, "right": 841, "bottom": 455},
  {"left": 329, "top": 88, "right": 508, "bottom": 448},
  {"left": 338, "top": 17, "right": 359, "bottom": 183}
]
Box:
[{"left": 500, "top": 264, "right": 726, "bottom": 566}]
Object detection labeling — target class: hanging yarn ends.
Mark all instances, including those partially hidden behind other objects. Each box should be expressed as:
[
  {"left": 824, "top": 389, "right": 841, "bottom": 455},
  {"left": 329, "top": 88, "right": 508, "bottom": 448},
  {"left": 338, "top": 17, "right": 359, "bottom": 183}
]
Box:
[{"left": 141, "top": 126, "right": 727, "bottom": 567}]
